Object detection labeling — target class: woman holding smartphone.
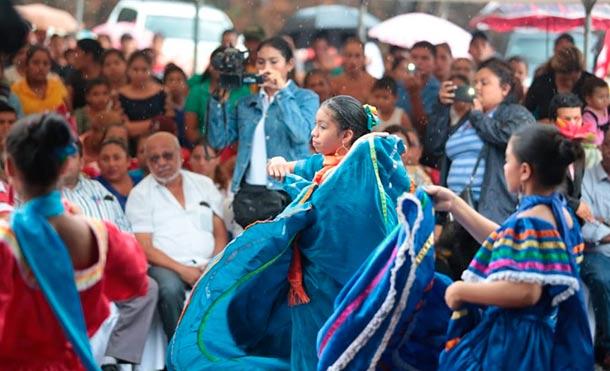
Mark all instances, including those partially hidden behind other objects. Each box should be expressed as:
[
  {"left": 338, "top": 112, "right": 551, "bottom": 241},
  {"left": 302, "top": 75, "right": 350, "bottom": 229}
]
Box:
[
  {"left": 206, "top": 36, "right": 319, "bottom": 228},
  {"left": 425, "top": 59, "right": 535, "bottom": 278},
  {"left": 428, "top": 59, "right": 535, "bottom": 223}
]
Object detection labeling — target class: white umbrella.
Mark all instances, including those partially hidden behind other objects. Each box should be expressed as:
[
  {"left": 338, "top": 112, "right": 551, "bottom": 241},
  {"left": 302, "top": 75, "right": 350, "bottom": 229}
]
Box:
[
  {"left": 16, "top": 3, "right": 79, "bottom": 33},
  {"left": 368, "top": 12, "right": 471, "bottom": 57}
]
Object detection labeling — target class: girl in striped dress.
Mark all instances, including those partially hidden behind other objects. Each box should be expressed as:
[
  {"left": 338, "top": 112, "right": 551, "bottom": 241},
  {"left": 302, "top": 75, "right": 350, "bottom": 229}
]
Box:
[{"left": 426, "top": 124, "right": 593, "bottom": 370}]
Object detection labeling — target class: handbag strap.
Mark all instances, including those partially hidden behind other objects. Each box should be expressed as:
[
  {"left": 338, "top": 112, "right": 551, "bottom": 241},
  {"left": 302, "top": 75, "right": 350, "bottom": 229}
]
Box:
[{"left": 465, "top": 145, "right": 486, "bottom": 189}]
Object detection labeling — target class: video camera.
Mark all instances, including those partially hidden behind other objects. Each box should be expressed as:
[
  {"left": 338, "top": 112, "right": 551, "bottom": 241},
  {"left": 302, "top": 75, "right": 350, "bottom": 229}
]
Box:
[{"left": 210, "top": 48, "right": 264, "bottom": 89}]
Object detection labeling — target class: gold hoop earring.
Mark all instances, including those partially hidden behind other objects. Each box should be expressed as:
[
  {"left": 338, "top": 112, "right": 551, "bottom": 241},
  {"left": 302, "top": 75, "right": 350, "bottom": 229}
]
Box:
[{"left": 335, "top": 144, "right": 348, "bottom": 156}]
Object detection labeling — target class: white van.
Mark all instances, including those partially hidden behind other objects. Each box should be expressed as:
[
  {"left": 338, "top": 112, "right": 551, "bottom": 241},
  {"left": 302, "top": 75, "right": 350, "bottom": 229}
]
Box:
[{"left": 107, "top": 0, "right": 233, "bottom": 75}]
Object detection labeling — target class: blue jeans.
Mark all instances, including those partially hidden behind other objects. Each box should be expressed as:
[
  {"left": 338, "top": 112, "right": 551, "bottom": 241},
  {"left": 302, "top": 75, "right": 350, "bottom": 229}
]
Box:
[{"left": 581, "top": 252, "right": 610, "bottom": 351}]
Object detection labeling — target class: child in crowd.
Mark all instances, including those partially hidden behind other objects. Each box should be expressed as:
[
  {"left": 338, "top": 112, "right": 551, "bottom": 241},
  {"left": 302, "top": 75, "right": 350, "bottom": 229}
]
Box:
[
  {"left": 369, "top": 76, "right": 412, "bottom": 132},
  {"left": 0, "top": 99, "right": 17, "bottom": 151},
  {"left": 428, "top": 124, "right": 593, "bottom": 370},
  {"left": 80, "top": 112, "right": 125, "bottom": 177},
  {"left": 384, "top": 124, "right": 433, "bottom": 186},
  {"left": 304, "top": 69, "right": 333, "bottom": 103},
  {"left": 189, "top": 138, "right": 240, "bottom": 238},
  {"left": 131, "top": 133, "right": 150, "bottom": 179},
  {"left": 549, "top": 92, "right": 595, "bottom": 222},
  {"left": 163, "top": 63, "right": 190, "bottom": 147},
  {"left": 582, "top": 76, "right": 610, "bottom": 149},
  {"left": 74, "top": 78, "right": 112, "bottom": 134},
  {"left": 0, "top": 100, "right": 17, "bottom": 192},
  {"left": 508, "top": 55, "right": 529, "bottom": 98},
  {"left": 101, "top": 49, "right": 128, "bottom": 93}
]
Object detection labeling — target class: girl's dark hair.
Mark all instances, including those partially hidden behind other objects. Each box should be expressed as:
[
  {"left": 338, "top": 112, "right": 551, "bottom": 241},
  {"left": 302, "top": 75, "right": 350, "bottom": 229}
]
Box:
[
  {"left": 582, "top": 76, "right": 608, "bottom": 98},
  {"left": 478, "top": 58, "right": 522, "bottom": 105},
  {"left": 84, "top": 77, "right": 110, "bottom": 96},
  {"left": 257, "top": 36, "right": 294, "bottom": 62},
  {"left": 0, "top": 1, "right": 30, "bottom": 55},
  {"left": 507, "top": 55, "right": 527, "bottom": 67},
  {"left": 372, "top": 76, "right": 398, "bottom": 96},
  {"left": 163, "top": 63, "right": 187, "bottom": 83},
  {"left": 101, "top": 48, "right": 126, "bottom": 65},
  {"left": 321, "top": 95, "right": 370, "bottom": 144},
  {"left": 127, "top": 49, "right": 152, "bottom": 67},
  {"left": 6, "top": 113, "right": 74, "bottom": 189},
  {"left": 25, "top": 45, "right": 52, "bottom": 65},
  {"left": 100, "top": 138, "right": 130, "bottom": 155},
  {"left": 511, "top": 124, "right": 581, "bottom": 188}
]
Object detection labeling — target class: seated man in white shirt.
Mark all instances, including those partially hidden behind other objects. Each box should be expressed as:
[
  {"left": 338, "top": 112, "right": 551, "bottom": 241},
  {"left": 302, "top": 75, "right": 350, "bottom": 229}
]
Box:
[{"left": 126, "top": 132, "right": 227, "bottom": 339}]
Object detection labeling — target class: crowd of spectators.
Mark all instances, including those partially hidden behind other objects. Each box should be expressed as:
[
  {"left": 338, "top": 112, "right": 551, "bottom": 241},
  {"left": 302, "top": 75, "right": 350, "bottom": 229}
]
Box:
[{"left": 2, "top": 17, "right": 610, "bottom": 369}]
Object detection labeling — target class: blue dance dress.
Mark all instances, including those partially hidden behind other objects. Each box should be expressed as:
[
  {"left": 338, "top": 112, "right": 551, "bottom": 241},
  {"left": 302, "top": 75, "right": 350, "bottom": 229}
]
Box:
[
  {"left": 167, "top": 136, "right": 411, "bottom": 370},
  {"left": 317, "top": 190, "right": 452, "bottom": 370},
  {"left": 438, "top": 194, "right": 594, "bottom": 371}
]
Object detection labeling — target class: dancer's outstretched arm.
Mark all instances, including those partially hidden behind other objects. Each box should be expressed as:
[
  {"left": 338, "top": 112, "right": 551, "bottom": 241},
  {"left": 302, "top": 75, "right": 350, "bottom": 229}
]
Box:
[{"left": 425, "top": 185, "right": 499, "bottom": 244}]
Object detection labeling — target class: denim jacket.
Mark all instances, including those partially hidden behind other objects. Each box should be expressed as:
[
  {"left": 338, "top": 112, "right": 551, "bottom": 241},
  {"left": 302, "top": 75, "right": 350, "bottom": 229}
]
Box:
[{"left": 207, "top": 81, "right": 319, "bottom": 192}]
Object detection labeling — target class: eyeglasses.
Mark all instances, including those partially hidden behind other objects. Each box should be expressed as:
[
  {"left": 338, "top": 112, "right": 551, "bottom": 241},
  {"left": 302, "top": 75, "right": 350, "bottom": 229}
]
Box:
[{"left": 148, "top": 151, "right": 175, "bottom": 164}]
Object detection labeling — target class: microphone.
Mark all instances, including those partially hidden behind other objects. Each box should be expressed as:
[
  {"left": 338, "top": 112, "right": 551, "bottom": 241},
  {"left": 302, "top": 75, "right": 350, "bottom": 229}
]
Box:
[
  {"left": 103, "top": 195, "right": 114, "bottom": 201},
  {"left": 199, "top": 201, "right": 210, "bottom": 208}
]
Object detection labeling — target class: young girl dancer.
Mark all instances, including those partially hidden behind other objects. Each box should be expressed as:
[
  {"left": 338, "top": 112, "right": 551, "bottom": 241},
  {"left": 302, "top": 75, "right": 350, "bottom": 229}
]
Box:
[
  {"left": 0, "top": 114, "right": 149, "bottom": 369},
  {"left": 427, "top": 124, "right": 593, "bottom": 370},
  {"left": 167, "top": 97, "right": 412, "bottom": 371}
]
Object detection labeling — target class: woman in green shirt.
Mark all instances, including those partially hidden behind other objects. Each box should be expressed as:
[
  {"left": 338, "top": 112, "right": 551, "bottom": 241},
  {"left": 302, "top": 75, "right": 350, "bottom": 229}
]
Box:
[{"left": 184, "top": 47, "right": 250, "bottom": 144}]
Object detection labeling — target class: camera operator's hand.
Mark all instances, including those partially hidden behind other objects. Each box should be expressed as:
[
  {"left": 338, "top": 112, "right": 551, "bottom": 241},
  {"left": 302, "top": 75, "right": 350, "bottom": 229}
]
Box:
[
  {"left": 439, "top": 81, "right": 456, "bottom": 105},
  {"left": 260, "top": 68, "right": 288, "bottom": 91}
]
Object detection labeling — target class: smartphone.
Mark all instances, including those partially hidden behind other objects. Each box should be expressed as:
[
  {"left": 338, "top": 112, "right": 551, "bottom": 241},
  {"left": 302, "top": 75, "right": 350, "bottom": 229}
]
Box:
[
  {"left": 454, "top": 85, "right": 476, "bottom": 103},
  {"left": 406, "top": 63, "right": 416, "bottom": 75}
]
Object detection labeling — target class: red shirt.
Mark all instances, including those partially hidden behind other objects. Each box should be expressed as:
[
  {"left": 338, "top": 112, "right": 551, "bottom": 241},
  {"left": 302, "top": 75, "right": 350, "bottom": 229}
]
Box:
[{"left": 0, "top": 219, "right": 148, "bottom": 370}]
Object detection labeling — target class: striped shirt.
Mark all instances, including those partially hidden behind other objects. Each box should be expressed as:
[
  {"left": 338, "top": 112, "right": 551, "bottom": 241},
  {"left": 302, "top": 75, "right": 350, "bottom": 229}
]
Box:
[
  {"left": 62, "top": 175, "right": 132, "bottom": 232},
  {"left": 445, "top": 121, "right": 485, "bottom": 201}
]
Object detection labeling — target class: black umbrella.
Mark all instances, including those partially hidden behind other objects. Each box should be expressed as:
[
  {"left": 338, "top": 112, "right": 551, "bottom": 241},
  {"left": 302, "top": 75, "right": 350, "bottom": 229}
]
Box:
[{"left": 283, "top": 5, "right": 380, "bottom": 48}]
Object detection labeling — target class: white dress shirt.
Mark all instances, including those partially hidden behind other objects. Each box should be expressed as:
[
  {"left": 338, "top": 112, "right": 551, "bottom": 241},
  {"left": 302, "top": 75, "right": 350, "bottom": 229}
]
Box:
[{"left": 126, "top": 170, "right": 224, "bottom": 266}]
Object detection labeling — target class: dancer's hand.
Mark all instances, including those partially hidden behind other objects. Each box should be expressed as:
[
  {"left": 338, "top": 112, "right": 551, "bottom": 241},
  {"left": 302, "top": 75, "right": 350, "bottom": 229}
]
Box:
[
  {"left": 179, "top": 265, "right": 202, "bottom": 287},
  {"left": 445, "top": 281, "right": 464, "bottom": 310},
  {"left": 267, "top": 156, "right": 292, "bottom": 181},
  {"left": 423, "top": 185, "right": 457, "bottom": 212}
]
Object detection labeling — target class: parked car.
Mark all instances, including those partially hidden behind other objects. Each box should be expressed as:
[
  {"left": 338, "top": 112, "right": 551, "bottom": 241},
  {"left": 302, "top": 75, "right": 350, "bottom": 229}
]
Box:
[{"left": 106, "top": 0, "right": 233, "bottom": 75}]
